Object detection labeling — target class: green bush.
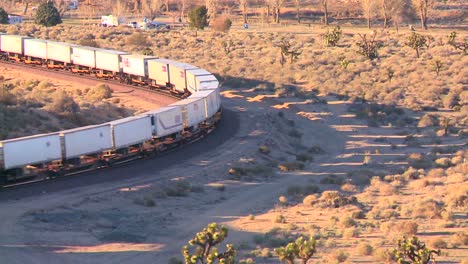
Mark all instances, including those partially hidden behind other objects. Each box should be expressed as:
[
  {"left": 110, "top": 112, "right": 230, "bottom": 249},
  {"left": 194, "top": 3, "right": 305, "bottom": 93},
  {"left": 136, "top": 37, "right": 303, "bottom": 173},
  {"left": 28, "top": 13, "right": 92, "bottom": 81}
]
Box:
[
  {"left": 0, "top": 8, "right": 8, "bottom": 24},
  {"left": 35, "top": 1, "right": 62, "bottom": 27},
  {"left": 188, "top": 5, "right": 209, "bottom": 30}
]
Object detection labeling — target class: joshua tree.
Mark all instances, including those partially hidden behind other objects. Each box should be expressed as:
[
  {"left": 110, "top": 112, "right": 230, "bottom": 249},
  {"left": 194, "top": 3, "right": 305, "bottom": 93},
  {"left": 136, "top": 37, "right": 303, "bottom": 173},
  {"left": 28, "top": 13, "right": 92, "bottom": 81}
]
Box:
[
  {"left": 275, "top": 236, "right": 316, "bottom": 264},
  {"left": 394, "top": 236, "right": 440, "bottom": 264},
  {"left": 406, "top": 32, "right": 428, "bottom": 58},
  {"left": 324, "top": 25, "right": 342, "bottom": 47},
  {"left": 356, "top": 31, "right": 384, "bottom": 60},
  {"left": 182, "top": 223, "right": 236, "bottom": 264}
]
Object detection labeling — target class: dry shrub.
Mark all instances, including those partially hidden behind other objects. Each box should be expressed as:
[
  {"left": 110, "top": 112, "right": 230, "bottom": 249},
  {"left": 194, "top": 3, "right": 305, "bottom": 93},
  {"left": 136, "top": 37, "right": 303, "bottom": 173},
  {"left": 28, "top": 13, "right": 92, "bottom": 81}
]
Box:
[
  {"left": 367, "top": 177, "right": 396, "bottom": 195},
  {"left": 302, "top": 194, "right": 318, "bottom": 206},
  {"left": 402, "top": 166, "right": 420, "bottom": 180},
  {"left": 329, "top": 250, "right": 349, "bottom": 263},
  {"left": 341, "top": 182, "right": 358, "bottom": 193},
  {"left": 417, "top": 114, "right": 439, "bottom": 127},
  {"left": 450, "top": 232, "right": 468, "bottom": 247},
  {"left": 287, "top": 184, "right": 320, "bottom": 198},
  {"left": 88, "top": 84, "right": 112, "bottom": 101},
  {"left": 426, "top": 168, "right": 446, "bottom": 178},
  {"left": 274, "top": 214, "right": 286, "bottom": 224},
  {"left": 403, "top": 199, "right": 444, "bottom": 219},
  {"left": 343, "top": 227, "right": 360, "bottom": 238},
  {"left": 445, "top": 185, "right": 468, "bottom": 208},
  {"left": 434, "top": 157, "right": 452, "bottom": 168},
  {"left": 397, "top": 221, "right": 419, "bottom": 236},
  {"left": 407, "top": 153, "right": 432, "bottom": 169},
  {"left": 126, "top": 32, "right": 149, "bottom": 46},
  {"left": 211, "top": 16, "right": 232, "bottom": 32},
  {"left": 357, "top": 242, "right": 373, "bottom": 256},
  {"left": 373, "top": 248, "right": 396, "bottom": 262},
  {"left": 278, "top": 195, "right": 288, "bottom": 206},
  {"left": 319, "top": 191, "right": 357, "bottom": 208},
  {"left": 278, "top": 162, "right": 304, "bottom": 171},
  {"left": 339, "top": 216, "right": 356, "bottom": 228},
  {"left": 429, "top": 238, "right": 448, "bottom": 249}
]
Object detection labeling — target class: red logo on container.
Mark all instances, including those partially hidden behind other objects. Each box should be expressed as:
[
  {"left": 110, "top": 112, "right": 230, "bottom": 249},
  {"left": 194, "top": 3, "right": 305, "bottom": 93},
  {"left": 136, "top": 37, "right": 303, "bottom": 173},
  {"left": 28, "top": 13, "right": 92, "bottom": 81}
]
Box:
[
  {"left": 180, "top": 71, "right": 185, "bottom": 78},
  {"left": 162, "top": 66, "right": 167, "bottom": 72},
  {"left": 123, "top": 58, "right": 130, "bottom": 67}
]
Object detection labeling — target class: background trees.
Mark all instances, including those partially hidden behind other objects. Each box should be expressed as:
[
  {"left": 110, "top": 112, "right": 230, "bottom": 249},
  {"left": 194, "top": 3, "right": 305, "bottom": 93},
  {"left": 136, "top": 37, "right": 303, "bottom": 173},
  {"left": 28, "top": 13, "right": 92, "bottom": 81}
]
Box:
[
  {"left": 413, "top": 0, "right": 434, "bottom": 30},
  {"left": 188, "top": 5, "right": 209, "bottom": 31},
  {"left": 0, "top": 7, "right": 8, "bottom": 24},
  {"left": 35, "top": 1, "right": 62, "bottom": 27}
]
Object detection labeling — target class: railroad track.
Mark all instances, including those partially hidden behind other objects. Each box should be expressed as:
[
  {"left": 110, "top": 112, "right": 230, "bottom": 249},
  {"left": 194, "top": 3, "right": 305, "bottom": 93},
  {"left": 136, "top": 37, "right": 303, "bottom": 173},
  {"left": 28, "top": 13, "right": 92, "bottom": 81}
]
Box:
[{"left": 0, "top": 60, "right": 183, "bottom": 100}]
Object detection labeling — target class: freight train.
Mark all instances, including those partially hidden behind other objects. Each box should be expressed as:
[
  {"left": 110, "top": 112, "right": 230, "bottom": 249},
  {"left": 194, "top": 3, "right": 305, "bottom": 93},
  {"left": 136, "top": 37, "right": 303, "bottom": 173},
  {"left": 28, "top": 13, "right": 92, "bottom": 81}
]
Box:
[{"left": 0, "top": 33, "right": 222, "bottom": 187}]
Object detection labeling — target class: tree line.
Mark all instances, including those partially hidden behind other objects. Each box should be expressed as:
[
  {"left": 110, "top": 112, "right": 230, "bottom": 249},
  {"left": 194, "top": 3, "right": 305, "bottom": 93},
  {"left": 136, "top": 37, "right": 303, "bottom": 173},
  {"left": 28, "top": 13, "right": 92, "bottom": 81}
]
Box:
[{"left": 0, "top": 0, "right": 444, "bottom": 31}]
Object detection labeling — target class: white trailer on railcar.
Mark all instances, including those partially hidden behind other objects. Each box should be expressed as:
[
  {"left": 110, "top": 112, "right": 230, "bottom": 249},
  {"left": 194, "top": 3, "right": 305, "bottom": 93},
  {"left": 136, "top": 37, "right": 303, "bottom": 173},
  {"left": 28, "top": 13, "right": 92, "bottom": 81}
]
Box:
[
  {"left": 170, "top": 97, "right": 206, "bottom": 129},
  {"left": 143, "top": 106, "right": 183, "bottom": 138},
  {"left": 186, "top": 68, "right": 212, "bottom": 93},
  {"left": 47, "top": 41, "right": 77, "bottom": 64},
  {"left": 110, "top": 116, "right": 153, "bottom": 149},
  {"left": 0, "top": 133, "right": 61, "bottom": 170},
  {"left": 23, "top": 38, "right": 48, "bottom": 60},
  {"left": 0, "top": 35, "right": 30, "bottom": 55},
  {"left": 147, "top": 58, "right": 173, "bottom": 87},
  {"left": 168, "top": 61, "right": 198, "bottom": 93},
  {"left": 60, "top": 124, "right": 113, "bottom": 159},
  {"left": 72, "top": 46, "right": 97, "bottom": 68},
  {"left": 121, "top": 54, "right": 157, "bottom": 77},
  {"left": 95, "top": 49, "right": 129, "bottom": 73},
  {"left": 189, "top": 90, "right": 221, "bottom": 119}
]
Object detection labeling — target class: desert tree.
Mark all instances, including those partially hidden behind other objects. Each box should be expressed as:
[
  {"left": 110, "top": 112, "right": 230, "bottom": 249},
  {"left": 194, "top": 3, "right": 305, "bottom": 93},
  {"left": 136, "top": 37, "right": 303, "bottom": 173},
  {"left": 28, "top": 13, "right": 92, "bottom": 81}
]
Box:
[
  {"left": 412, "top": 0, "right": 433, "bottom": 30},
  {"left": 270, "top": 0, "right": 284, "bottom": 24},
  {"left": 0, "top": 7, "right": 8, "bottom": 24},
  {"left": 393, "top": 236, "right": 440, "bottom": 264},
  {"left": 182, "top": 223, "right": 236, "bottom": 264},
  {"left": 406, "top": 32, "right": 428, "bottom": 58},
  {"left": 275, "top": 37, "right": 302, "bottom": 65},
  {"left": 447, "top": 32, "right": 468, "bottom": 55},
  {"left": 188, "top": 5, "right": 208, "bottom": 36},
  {"left": 141, "top": 0, "right": 161, "bottom": 20},
  {"left": 238, "top": 0, "right": 248, "bottom": 24},
  {"left": 387, "top": 0, "right": 415, "bottom": 32},
  {"left": 361, "top": 0, "right": 378, "bottom": 29},
  {"left": 324, "top": 25, "right": 342, "bottom": 47},
  {"left": 294, "top": 0, "right": 302, "bottom": 23},
  {"left": 356, "top": 31, "right": 384, "bottom": 60},
  {"left": 274, "top": 236, "right": 316, "bottom": 264},
  {"left": 321, "top": 0, "right": 328, "bottom": 25},
  {"left": 35, "top": 0, "right": 62, "bottom": 27}
]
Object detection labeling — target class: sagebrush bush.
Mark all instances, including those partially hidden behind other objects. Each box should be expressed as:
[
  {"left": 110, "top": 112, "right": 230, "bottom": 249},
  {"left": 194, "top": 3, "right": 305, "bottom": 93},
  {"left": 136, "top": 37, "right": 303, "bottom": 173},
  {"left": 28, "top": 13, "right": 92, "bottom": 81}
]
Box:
[{"left": 357, "top": 242, "right": 373, "bottom": 256}]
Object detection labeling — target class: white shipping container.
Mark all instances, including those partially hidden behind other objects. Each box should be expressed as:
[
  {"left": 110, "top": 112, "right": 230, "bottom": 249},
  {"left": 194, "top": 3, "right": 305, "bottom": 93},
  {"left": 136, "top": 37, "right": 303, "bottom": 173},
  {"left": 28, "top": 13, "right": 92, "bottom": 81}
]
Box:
[
  {"left": 24, "top": 38, "right": 48, "bottom": 59},
  {"left": 0, "top": 134, "right": 61, "bottom": 170},
  {"left": 171, "top": 97, "right": 206, "bottom": 128},
  {"left": 95, "top": 49, "right": 129, "bottom": 72},
  {"left": 0, "top": 35, "right": 30, "bottom": 54},
  {"left": 47, "top": 41, "right": 76, "bottom": 63},
  {"left": 121, "top": 54, "right": 157, "bottom": 77},
  {"left": 195, "top": 75, "right": 220, "bottom": 91},
  {"left": 147, "top": 58, "right": 173, "bottom": 86},
  {"left": 189, "top": 90, "right": 220, "bottom": 118},
  {"left": 144, "top": 106, "right": 183, "bottom": 137},
  {"left": 186, "top": 68, "right": 211, "bottom": 93},
  {"left": 72, "top": 46, "right": 96, "bottom": 68},
  {"left": 111, "top": 116, "right": 152, "bottom": 149},
  {"left": 168, "top": 62, "right": 198, "bottom": 93},
  {"left": 61, "top": 124, "right": 112, "bottom": 159}
]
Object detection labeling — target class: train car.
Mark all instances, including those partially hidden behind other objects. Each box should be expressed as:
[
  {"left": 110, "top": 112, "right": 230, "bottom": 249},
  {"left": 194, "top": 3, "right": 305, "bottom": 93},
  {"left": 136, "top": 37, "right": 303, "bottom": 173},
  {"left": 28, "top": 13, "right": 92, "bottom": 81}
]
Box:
[
  {"left": 0, "top": 133, "right": 61, "bottom": 171},
  {"left": 143, "top": 106, "right": 184, "bottom": 138},
  {"left": 60, "top": 124, "right": 113, "bottom": 160},
  {"left": 168, "top": 61, "right": 198, "bottom": 94},
  {"left": 189, "top": 90, "right": 221, "bottom": 120},
  {"left": 147, "top": 58, "right": 173, "bottom": 88},
  {"left": 0, "top": 35, "right": 30, "bottom": 62},
  {"left": 185, "top": 68, "right": 211, "bottom": 93},
  {"left": 71, "top": 46, "right": 97, "bottom": 73},
  {"left": 110, "top": 116, "right": 153, "bottom": 150},
  {"left": 46, "top": 41, "right": 77, "bottom": 69},
  {"left": 170, "top": 97, "right": 206, "bottom": 129},
  {"left": 121, "top": 54, "right": 157, "bottom": 85},
  {"left": 95, "top": 48, "right": 129, "bottom": 78},
  {"left": 23, "top": 38, "right": 48, "bottom": 65}
]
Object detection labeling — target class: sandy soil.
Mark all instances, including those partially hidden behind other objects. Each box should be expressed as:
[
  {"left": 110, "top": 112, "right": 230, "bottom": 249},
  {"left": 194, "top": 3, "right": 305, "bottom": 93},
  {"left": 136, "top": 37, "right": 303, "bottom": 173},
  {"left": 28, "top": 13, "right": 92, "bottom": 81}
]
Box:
[{"left": 0, "top": 87, "right": 466, "bottom": 263}]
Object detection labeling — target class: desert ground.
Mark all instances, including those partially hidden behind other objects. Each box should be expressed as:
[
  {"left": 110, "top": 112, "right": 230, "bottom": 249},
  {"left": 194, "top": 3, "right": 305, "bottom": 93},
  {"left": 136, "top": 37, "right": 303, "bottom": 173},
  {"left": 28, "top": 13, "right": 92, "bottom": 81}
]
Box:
[
  {"left": 0, "top": 84, "right": 466, "bottom": 263},
  {"left": 0, "top": 5, "right": 467, "bottom": 263}
]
